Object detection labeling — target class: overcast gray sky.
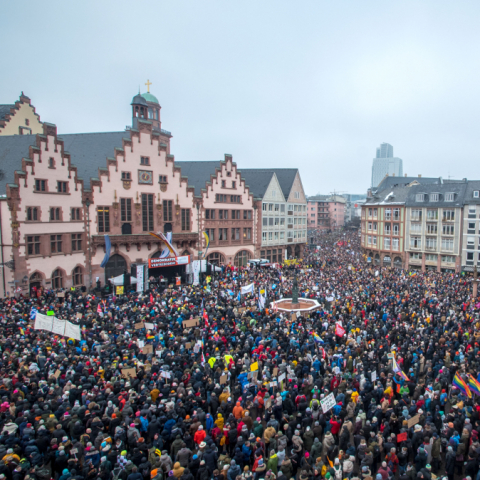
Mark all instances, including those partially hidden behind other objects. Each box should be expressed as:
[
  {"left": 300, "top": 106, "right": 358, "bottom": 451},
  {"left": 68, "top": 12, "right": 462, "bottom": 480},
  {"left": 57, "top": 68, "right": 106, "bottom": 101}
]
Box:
[{"left": 2, "top": 1, "right": 479, "bottom": 196}]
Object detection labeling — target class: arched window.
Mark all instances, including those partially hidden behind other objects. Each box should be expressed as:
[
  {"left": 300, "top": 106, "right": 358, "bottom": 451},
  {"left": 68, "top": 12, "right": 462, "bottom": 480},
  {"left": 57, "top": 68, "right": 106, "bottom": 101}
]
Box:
[
  {"left": 207, "top": 252, "right": 225, "bottom": 266},
  {"left": 234, "top": 250, "right": 251, "bottom": 267},
  {"left": 72, "top": 266, "right": 83, "bottom": 286},
  {"left": 51, "top": 269, "right": 63, "bottom": 289},
  {"left": 148, "top": 108, "right": 153, "bottom": 119}
]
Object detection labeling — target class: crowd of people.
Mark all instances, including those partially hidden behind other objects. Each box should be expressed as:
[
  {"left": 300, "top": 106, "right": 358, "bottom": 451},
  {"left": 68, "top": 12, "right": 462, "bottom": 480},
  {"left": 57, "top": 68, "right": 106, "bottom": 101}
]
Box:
[{"left": 0, "top": 229, "right": 479, "bottom": 480}]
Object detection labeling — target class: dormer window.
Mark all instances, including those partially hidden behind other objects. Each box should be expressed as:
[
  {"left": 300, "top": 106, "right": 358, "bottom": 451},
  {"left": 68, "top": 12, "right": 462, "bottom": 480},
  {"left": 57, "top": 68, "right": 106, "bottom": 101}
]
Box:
[
  {"left": 445, "top": 192, "right": 454, "bottom": 202},
  {"left": 416, "top": 193, "right": 425, "bottom": 202},
  {"left": 430, "top": 193, "right": 439, "bottom": 202},
  {"left": 474, "top": 191, "right": 479, "bottom": 198}
]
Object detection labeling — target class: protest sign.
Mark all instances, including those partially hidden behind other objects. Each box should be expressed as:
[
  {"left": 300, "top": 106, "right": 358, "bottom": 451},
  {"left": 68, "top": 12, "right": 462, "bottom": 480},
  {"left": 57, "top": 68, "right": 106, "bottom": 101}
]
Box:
[
  {"left": 408, "top": 414, "right": 420, "bottom": 428},
  {"left": 121, "top": 368, "right": 136, "bottom": 379},
  {"left": 134, "top": 322, "right": 145, "bottom": 330},
  {"left": 320, "top": 392, "right": 336, "bottom": 413},
  {"left": 183, "top": 318, "right": 199, "bottom": 328},
  {"left": 220, "top": 374, "right": 228, "bottom": 385},
  {"left": 250, "top": 362, "right": 258, "bottom": 371},
  {"left": 142, "top": 345, "right": 153, "bottom": 354}
]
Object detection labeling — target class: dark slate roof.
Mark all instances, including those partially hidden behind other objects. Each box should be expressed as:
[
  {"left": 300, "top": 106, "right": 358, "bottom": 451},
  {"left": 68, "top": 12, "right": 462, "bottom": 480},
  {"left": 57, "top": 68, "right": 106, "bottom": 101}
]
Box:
[
  {"left": 365, "top": 185, "right": 411, "bottom": 205},
  {"left": 239, "top": 168, "right": 298, "bottom": 200},
  {"left": 465, "top": 181, "right": 480, "bottom": 205},
  {"left": 308, "top": 195, "right": 330, "bottom": 201},
  {"left": 175, "top": 161, "right": 222, "bottom": 196},
  {"left": 0, "top": 105, "right": 14, "bottom": 121},
  {"left": 59, "top": 132, "right": 127, "bottom": 188},
  {"left": 374, "top": 176, "right": 441, "bottom": 192},
  {"left": 405, "top": 181, "right": 468, "bottom": 207},
  {"left": 0, "top": 134, "right": 38, "bottom": 194}
]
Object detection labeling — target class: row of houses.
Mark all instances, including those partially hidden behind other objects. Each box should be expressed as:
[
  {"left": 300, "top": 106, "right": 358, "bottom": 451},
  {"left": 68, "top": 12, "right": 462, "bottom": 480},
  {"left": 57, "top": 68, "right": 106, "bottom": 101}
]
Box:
[
  {"left": 361, "top": 177, "right": 480, "bottom": 272},
  {"left": 0, "top": 92, "right": 307, "bottom": 296}
]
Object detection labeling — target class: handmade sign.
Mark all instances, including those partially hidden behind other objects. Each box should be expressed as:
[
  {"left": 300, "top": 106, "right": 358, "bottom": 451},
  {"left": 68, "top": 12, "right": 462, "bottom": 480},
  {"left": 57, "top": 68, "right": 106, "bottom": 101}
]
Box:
[
  {"left": 135, "top": 322, "right": 145, "bottom": 330},
  {"left": 408, "top": 414, "right": 420, "bottom": 428},
  {"left": 183, "top": 318, "right": 199, "bottom": 328},
  {"left": 121, "top": 368, "right": 137, "bottom": 379},
  {"left": 142, "top": 345, "right": 153, "bottom": 354},
  {"left": 220, "top": 374, "right": 228, "bottom": 385},
  {"left": 320, "top": 393, "right": 336, "bottom": 413}
]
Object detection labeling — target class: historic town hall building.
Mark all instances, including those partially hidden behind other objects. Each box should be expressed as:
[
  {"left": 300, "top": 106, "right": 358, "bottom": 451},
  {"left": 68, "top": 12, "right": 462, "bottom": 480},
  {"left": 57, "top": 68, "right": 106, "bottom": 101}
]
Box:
[{"left": 0, "top": 89, "right": 306, "bottom": 296}]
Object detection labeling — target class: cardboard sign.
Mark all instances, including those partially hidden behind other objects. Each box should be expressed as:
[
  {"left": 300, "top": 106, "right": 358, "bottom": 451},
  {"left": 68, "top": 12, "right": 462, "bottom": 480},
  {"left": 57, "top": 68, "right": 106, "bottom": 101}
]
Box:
[
  {"left": 265, "top": 397, "right": 272, "bottom": 409},
  {"left": 54, "top": 369, "right": 61, "bottom": 378},
  {"left": 142, "top": 345, "right": 153, "bottom": 354},
  {"left": 182, "top": 318, "right": 199, "bottom": 328},
  {"left": 57, "top": 292, "right": 65, "bottom": 298},
  {"left": 76, "top": 313, "right": 82, "bottom": 319},
  {"left": 135, "top": 322, "right": 145, "bottom": 330},
  {"left": 185, "top": 342, "right": 192, "bottom": 350},
  {"left": 220, "top": 374, "right": 228, "bottom": 385},
  {"left": 273, "top": 367, "right": 279, "bottom": 377},
  {"left": 408, "top": 414, "right": 420, "bottom": 428},
  {"left": 320, "top": 392, "right": 336, "bottom": 414},
  {"left": 238, "top": 307, "right": 246, "bottom": 313},
  {"left": 121, "top": 368, "right": 137, "bottom": 379}
]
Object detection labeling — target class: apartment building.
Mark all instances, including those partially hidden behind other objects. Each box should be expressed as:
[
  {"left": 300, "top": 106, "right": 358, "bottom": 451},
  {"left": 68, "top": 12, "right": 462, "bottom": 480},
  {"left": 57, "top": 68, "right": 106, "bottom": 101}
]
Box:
[
  {"left": 361, "top": 186, "right": 408, "bottom": 268},
  {"left": 461, "top": 181, "right": 480, "bottom": 272},
  {"left": 308, "top": 195, "right": 346, "bottom": 230}
]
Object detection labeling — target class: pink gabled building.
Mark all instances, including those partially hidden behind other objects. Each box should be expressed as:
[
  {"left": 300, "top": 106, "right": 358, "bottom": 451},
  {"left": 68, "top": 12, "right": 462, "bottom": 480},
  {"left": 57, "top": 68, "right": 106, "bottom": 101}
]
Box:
[{"left": 307, "top": 195, "right": 346, "bottom": 230}]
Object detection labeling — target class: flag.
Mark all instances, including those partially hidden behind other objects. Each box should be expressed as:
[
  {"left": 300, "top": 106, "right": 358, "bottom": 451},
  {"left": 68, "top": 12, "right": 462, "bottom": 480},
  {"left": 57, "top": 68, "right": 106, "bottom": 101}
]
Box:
[
  {"left": 100, "top": 235, "right": 112, "bottom": 268},
  {"left": 311, "top": 331, "right": 323, "bottom": 344},
  {"left": 468, "top": 374, "right": 480, "bottom": 396},
  {"left": 452, "top": 372, "right": 472, "bottom": 398},
  {"left": 97, "top": 303, "right": 102, "bottom": 314},
  {"left": 241, "top": 283, "right": 255, "bottom": 295},
  {"left": 150, "top": 293, "right": 154, "bottom": 304},
  {"left": 202, "top": 232, "right": 210, "bottom": 258},
  {"left": 149, "top": 231, "right": 178, "bottom": 256},
  {"left": 201, "top": 352, "right": 206, "bottom": 366},
  {"left": 392, "top": 358, "right": 409, "bottom": 381},
  {"left": 29, "top": 308, "right": 38, "bottom": 320},
  {"left": 335, "top": 323, "right": 346, "bottom": 337}
]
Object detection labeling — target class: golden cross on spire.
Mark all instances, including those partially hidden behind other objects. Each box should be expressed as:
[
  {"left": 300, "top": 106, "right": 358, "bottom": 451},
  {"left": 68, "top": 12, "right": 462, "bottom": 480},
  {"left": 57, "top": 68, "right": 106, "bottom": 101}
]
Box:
[{"left": 145, "top": 79, "right": 152, "bottom": 93}]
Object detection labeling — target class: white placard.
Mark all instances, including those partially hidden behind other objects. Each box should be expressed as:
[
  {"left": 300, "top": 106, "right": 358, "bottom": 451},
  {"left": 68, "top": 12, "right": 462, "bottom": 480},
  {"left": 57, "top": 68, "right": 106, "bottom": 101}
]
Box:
[
  {"left": 138, "top": 340, "right": 145, "bottom": 348},
  {"left": 278, "top": 373, "right": 286, "bottom": 383},
  {"left": 371, "top": 371, "right": 377, "bottom": 382},
  {"left": 52, "top": 318, "right": 66, "bottom": 335},
  {"left": 34, "top": 313, "right": 53, "bottom": 332},
  {"left": 320, "top": 393, "right": 336, "bottom": 413},
  {"left": 136, "top": 265, "right": 144, "bottom": 293},
  {"left": 145, "top": 322, "right": 154, "bottom": 330},
  {"left": 64, "top": 321, "right": 81, "bottom": 340}
]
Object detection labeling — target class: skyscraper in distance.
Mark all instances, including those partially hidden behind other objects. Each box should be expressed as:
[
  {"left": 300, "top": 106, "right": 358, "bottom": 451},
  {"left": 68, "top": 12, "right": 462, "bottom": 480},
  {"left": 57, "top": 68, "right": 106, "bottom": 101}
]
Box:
[{"left": 371, "top": 143, "right": 403, "bottom": 187}]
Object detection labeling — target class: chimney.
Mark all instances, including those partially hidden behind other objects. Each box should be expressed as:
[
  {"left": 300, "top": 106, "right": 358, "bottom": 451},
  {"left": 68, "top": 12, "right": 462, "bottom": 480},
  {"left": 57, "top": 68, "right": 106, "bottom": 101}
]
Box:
[{"left": 418, "top": 174, "right": 422, "bottom": 177}]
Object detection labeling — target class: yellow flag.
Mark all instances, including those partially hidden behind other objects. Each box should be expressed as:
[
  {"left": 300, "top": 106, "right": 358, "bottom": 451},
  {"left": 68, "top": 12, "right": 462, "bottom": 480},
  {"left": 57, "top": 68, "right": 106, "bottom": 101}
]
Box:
[{"left": 250, "top": 362, "right": 258, "bottom": 372}]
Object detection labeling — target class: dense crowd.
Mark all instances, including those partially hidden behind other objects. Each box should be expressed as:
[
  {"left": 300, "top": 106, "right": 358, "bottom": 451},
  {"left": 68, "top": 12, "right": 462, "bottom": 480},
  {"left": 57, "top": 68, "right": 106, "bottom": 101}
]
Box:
[{"left": 0, "top": 229, "right": 479, "bottom": 480}]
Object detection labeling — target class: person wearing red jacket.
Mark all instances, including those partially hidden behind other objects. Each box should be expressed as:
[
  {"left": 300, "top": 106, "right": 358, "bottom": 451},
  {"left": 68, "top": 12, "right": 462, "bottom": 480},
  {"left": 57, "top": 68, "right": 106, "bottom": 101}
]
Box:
[
  {"left": 194, "top": 425, "right": 206, "bottom": 445},
  {"left": 329, "top": 416, "right": 341, "bottom": 436}
]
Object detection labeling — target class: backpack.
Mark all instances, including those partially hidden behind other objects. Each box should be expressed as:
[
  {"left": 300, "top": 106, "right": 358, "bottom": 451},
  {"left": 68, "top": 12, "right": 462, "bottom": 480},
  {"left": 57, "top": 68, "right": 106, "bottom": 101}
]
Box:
[{"left": 321, "top": 464, "right": 328, "bottom": 477}]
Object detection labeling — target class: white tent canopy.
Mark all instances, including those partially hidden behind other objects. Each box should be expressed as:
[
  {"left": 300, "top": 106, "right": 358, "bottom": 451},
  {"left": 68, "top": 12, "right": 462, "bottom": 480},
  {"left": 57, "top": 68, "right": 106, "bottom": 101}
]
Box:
[{"left": 108, "top": 274, "right": 137, "bottom": 286}]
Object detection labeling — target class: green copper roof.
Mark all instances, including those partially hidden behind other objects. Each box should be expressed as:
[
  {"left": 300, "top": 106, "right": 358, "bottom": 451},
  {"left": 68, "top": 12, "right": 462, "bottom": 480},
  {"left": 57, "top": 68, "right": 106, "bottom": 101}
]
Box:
[{"left": 141, "top": 92, "right": 159, "bottom": 104}]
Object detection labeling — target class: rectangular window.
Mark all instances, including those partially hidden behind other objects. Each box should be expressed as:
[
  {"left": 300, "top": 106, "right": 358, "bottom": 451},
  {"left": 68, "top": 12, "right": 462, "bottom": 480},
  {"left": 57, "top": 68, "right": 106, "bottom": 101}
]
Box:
[
  {"left": 221, "top": 180, "right": 226, "bottom": 188},
  {"left": 206, "top": 209, "right": 216, "bottom": 220},
  {"left": 262, "top": 203, "right": 267, "bottom": 211},
  {"left": 27, "top": 207, "right": 38, "bottom": 221},
  {"left": 243, "top": 210, "right": 252, "bottom": 220},
  {"left": 50, "top": 234, "right": 62, "bottom": 253},
  {"left": 231, "top": 195, "right": 241, "bottom": 203},
  {"left": 140, "top": 156, "right": 150, "bottom": 165},
  {"left": 442, "top": 224, "right": 454, "bottom": 235},
  {"left": 411, "top": 223, "right": 422, "bottom": 233},
  {"left": 410, "top": 236, "right": 421, "bottom": 249},
  {"left": 159, "top": 175, "right": 167, "bottom": 183},
  {"left": 368, "top": 208, "right": 372, "bottom": 217},
  {"left": 280, "top": 218, "right": 285, "bottom": 226},
  {"left": 416, "top": 193, "right": 425, "bottom": 202},
  {"left": 443, "top": 209, "right": 455, "bottom": 221},
  {"left": 430, "top": 193, "right": 439, "bottom": 202},
  {"left": 474, "top": 191, "right": 480, "bottom": 198},
  {"left": 181, "top": 209, "right": 191, "bottom": 231},
  {"left": 97, "top": 207, "right": 110, "bottom": 233},
  {"left": 243, "top": 228, "right": 251, "bottom": 240},
  {"left": 442, "top": 255, "right": 455, "bottom": 263},
  {"left": 231, "top": 228, "right": 240, "bottom": 240},
  {"left": 216, "top": 194, "right": 227, "bottom": 202},
  {"left": 426, "top": 254, "right": 437, "bottom": 262},
  {"left": 232, "top": 181, "right": 236, "bottom": 188},
  {"left": 121, "top": 171, "right": 131, "bottom": 181},
  {"left": 373, "top": 208, "right": 378, "bottom": 217},
  {"left": 142, "top": 194, "right": 154, "bottom": 232},
  {"left": 426, "top": 223, "right": 438, "bottom": 234},
  {"left": 384, "top": 237, "right": 391, "bottom": 249},
  {"left": 163, "top": 200, "right": 173, "bottom": 222},
  {"left": 280, "top": 204, "right": 285, "bottom": 212},
  {"left": 27, "top": 235, "right": 40, "bottom": 255},
  {"left": 262, "top": 232, "right": 267, "bottom": 241},
  {"left": 206, "top": 228, "right": 215, "bottom": 242},
  {"left": 280, "top": 232, "right": 285, "bottom": 240},
  {"left": 50, "top": 208, "right": 60, "bottom": 221},
  {"left": 385, "top": 208, "right": 391, "bottom": 220},
  {"left": 393, "top": 224, "right": 399, "bottom": 235},
  {"left": 372, "top": 236, "right": 377, "bottom": 245},
  {"left": 384, "top": 223, "right": 391, "bottom": 234},
  {"left": 219, "top": 228, "right": 228, "bottom": 241},
  {"left": 71, "top": 233, "right": 82, "bottom": 251},
  {"left": 269, "top": 232, "right": 273, "bottom": 240},
  {"left": 121, "top": 198, "right": 132, "bottom": 222},
  {"left": 262, "top": 217, "right": 267, "bottom": 226},
  {"left": 426, "top": 209, "right": 438, "bottom": 220},
  {"left": 35, "top": 179, "right": 46, "bottom": 192},
  {"left": 441, "top": 237, "right": 454, "bottom": 251},
  {"left": 393, "top": 208, "right": 400, "bottom": 220},
  {"left": 426, "top": 237, "right": 437, "bottom": 249},
  {"left": 445, "top": 192, "right": 454, "bottom": 202},
  {"left": 57, "top": 181, "right": 68, "bottom": 193},
  {"left": 392, "top": 238, "right": 399, "bottom": 250},
  {"left": 71, "top": 208, "right": 81, "bottom": 221},
  {"left": 410, "top": 252, "right": 422, "bottom": 260},
  {"left": 411, "top": 209, "right": 422, "bottom": 221}
]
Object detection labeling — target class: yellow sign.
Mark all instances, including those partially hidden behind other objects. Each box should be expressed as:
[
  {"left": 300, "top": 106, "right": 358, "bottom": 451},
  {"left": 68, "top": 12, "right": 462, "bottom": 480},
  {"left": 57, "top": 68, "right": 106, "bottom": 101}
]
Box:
[
  {"left": 250, "top": 362, "right": 258, "bottom": 372},
  {"left": 116, "top": 286, "right": 124, "bottom": 295}
]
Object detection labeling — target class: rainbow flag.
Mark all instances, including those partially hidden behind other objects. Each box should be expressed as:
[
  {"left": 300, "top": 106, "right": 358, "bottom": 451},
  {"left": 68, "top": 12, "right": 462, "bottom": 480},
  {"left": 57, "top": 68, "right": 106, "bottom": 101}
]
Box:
[
  {"left": 452, "top": 372, "right": 472, "bottom": 398},
  {"left": 468, "top": 374, "right": 480, "bottom": 396},
  {"left": 392, "top": 358, "right": 409, "bottom": 381},
  {"left": 310, "top": 331, "right": 323, "bottom": 344}
]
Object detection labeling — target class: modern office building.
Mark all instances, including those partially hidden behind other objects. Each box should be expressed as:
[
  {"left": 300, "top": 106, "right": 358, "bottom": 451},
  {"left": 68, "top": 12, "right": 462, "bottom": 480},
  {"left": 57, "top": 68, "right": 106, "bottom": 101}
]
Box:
[{"left": 371, "top": 143, "right": 403, "bottom": 188}]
